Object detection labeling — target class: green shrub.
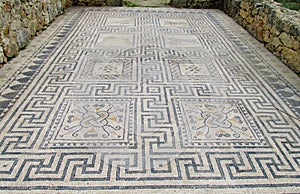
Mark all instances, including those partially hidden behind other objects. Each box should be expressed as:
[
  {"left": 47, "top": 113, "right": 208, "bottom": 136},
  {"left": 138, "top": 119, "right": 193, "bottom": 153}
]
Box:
[
  {"left": 124, "top": 0, "right": 140, "bottom": 7},
  {"left": 274, "top": 0, "right": 300, "bottom": 10}
]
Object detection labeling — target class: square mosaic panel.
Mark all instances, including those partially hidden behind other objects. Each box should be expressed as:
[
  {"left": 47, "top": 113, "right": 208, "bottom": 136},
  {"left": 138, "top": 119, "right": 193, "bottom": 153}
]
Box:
[
  {"left": 42, "top": 98, "right": 136, "bottom": 149},
  {"left": 96, "top": 34, "right": 135, "bottom": 47},
  {"left": 105, "top": 17, "right": 135, "bottom": 26},
  {"left": 163, "top": 34, "right": 201, "bottom": 48},
  {"left": 166, "top": 58, "right": 224, "bottom": 82},
  {"left": 173, "top": 98, "right": 266, "bottom": 147},
  {"left": 159, "top": 18, "right": 190, "bottom": 27},
  {"left": 78, "top": 57, "right": 136, "bottom": 81}
]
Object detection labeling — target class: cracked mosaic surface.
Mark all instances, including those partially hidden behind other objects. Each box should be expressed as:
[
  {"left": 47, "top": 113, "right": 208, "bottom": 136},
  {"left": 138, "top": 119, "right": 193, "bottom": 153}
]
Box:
[{"left": 0, "top": 7, "right": 299, "bottom": 192}]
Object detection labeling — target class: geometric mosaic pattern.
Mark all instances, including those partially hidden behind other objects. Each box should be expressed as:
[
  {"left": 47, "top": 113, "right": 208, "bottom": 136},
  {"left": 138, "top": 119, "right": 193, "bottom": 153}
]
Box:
[{"left": 0, "top": 7, "right": 299, "bottom": 191}]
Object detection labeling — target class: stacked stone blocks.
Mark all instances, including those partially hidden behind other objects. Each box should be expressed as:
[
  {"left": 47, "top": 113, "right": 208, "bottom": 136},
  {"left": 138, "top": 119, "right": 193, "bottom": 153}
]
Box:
[
  {"left": 0, "top": 0, "right": 72, "bottom": 64},
  {"left": 171, "top": 0, "right": 223, "bottom": 9},
  {"left": 223, "top": 0, "right": 300, "bottom": 74}
]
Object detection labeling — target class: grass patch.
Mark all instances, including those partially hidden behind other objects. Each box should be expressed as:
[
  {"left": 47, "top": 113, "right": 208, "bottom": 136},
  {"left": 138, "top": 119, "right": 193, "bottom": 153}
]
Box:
[
  {"left": 275, "top": 0, "right": 300, "bottom": 10},
  {"left": 124, "top": 1, "right": 141, "bottom": 7},
  {"left": 281, "top": 2, "right": 300, "bottom": 10}
]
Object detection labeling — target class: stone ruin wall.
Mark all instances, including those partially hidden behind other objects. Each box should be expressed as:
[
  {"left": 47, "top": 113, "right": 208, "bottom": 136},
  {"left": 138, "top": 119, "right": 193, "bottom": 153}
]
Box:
[
  {"left": 223, "top": 0, "right": 300, "bottom": 74},
  {"left": 0, "top": 0, "right": 72, "bottom": 64},
  {"left": 170, "top": 0, "right": 223, "bottom": 9},
  {"left": 0, "top": 0, "right": 120, "bottom": 65},
  {"left": 0, "top": 0, "right": 299, "bottom": 74}
]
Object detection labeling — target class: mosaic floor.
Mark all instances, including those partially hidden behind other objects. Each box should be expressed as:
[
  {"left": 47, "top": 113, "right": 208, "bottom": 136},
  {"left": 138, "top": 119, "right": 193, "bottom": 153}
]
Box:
[{"left": 0, "top": 7, "right": 300, "bottom": 192}]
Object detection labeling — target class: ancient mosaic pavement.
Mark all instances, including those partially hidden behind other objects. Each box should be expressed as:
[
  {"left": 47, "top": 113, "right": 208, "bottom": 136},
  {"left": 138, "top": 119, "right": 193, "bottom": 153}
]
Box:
[{"left": 0, "top": 7, "right": 299, "bottom": 192}]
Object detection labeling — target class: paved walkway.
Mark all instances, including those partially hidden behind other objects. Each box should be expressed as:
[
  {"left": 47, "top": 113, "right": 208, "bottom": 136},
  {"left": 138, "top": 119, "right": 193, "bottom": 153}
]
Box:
[{"left": 0, "top": 6, "right": 299, "bottom": 192}]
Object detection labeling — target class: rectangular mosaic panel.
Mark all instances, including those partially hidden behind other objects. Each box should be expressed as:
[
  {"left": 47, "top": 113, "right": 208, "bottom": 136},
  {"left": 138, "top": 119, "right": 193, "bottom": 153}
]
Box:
[
  {"left": 42, "top": 98, "right": 136, "bottom": 149},
  {"left": 173, "top": 98, "right": 265, "bottom": 147}
]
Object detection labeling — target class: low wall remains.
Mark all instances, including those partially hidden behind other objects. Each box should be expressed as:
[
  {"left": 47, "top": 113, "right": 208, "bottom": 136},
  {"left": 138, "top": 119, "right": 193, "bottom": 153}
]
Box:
[
  {"left": 223, "top": 0, "right": 300, "bottom": 74},
  {"left": 170, "top": 0, "right": 223, "bottom": 9},
  {"left": 0, "top": 0, "right": 72, "bottom": 64}
]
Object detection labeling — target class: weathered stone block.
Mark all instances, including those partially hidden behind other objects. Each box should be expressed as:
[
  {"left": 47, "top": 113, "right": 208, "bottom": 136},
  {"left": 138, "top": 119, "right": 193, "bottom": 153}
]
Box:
[
  {"left": 279, "top": 32, "right": 293, "bottom": 48},
  {"left": 271, "top": 26, "right": 280, "bottom": 36},
  {"left": 16, "top": 28, "right": 30, "bottom": 49},
  {"left": 263, "top": 30, "right": 270, "bottom": 43},
  {"left": 0, "top": 46, "right": 4, "bottom": 64},
  {"left": 3, "top": 38, "right": 18, "bottom": 58},
  {"left": 292, "top": 37, "right": 299, "bottom": 50},
  {"left": 271, "top": 36, "right": 281, "bottom": 49},
  {"left": 28, "top": 20, "right": 38, "bottom": 37},
  {"left": 240, "top": 1, "right": 250, "bottom": 11},
  {"left": 281, "top": 47, "right": 299, "bottom": 70}
]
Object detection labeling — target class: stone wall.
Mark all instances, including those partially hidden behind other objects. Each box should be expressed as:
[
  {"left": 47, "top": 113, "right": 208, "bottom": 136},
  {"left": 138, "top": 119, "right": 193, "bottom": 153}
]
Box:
[
  {"left": 171, "top": 0, "right": 223, "bottom": 9},
  {"left": 73, "top": 0, "right": 122, "bottom": 6},
  {"left": 224, "top": 0, "right": 300, "bottom": 74},
  {"left": 0, "top": 0, "right": 72, "bottom": 64}
]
